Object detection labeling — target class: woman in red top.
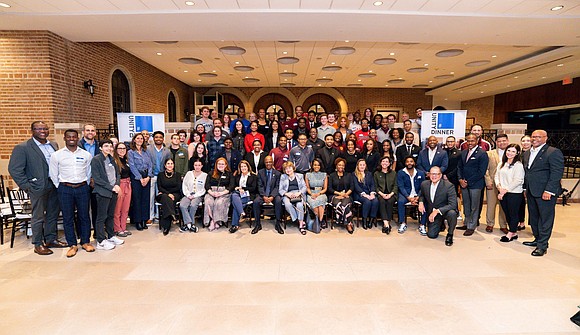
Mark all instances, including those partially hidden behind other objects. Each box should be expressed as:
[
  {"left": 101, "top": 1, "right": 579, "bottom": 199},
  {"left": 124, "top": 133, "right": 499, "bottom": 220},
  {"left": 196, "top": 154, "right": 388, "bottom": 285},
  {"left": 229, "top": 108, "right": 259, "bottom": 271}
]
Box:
[{"left": 244, "top": 121, "right": 265, "bottom": 153}]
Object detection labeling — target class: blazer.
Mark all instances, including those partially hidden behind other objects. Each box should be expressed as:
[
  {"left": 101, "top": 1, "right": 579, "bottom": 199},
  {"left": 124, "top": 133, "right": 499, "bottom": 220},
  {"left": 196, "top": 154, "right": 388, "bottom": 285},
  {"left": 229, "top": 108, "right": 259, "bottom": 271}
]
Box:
[
  {"left": 522, "top": 144, "right": 564, "bottom": 197},
  {"left": 279, "top": 173, "right": 307, "bottom": 197},
  {"left": 484, "top": 148, "right": 502, "bottom": 187},
  {"left": 245, "top": 151, "right": 268, "bottom": 174},
  {"left": 265, "top": 133, "right": 281, "bottom": 152},
  {"left": 444, "top": 147, "right": 462, "bottom": 183},
  {"left": 234, "top": 173, "right": 258, "bottom": 197},
  {"left": 373, "top": 170, "right": 398, "bottom": 195},
  {"left": 219, "top": 149, "right": 243, "bottom": 173},
  {"left": 316, "top": 146, "right": 343, "bottom": 174},
  {"left": 416, "top": 147, "right": 449, "bottom": 174},
  {"left": 8, "top": 138, "right": 59, "bottom": 195},
  {"left": 257, "top": 168, "right": 282, "bottom": 197},
  {"left": 204, "top": 170, "right": 235, "bottom": 192},
  {"left": 146, "top": 145, "right": 171, "bottom": 174},
  {"left": 418, "top": 179, "right": 458, "bottom": 217},
  {"left": 78, "top": 137, "right": 101, "bottom": 156},
  {"left": 327, "top": 172, "right": 353, "bottom": 196},
  {"left": 352, "top": 171, "right": 376, "bottom": 195},
  {"left": 395, "top": 144, "right": 420, "bottom": 171},
  {"left": 457, "top": 146, "right": 489, "bottom": 189},
  {"left": 396, "top": 168, "right": 426, "bottom": 198},
  {"left": 90, "top": 153, "right": 120, "bottom": 198}
]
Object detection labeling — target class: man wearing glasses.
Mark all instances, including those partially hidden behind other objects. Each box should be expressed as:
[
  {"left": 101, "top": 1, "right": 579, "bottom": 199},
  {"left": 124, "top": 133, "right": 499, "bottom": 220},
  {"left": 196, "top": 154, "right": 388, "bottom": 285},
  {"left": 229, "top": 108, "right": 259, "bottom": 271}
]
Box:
[{"left": 9, "top": 121, "right": 67, "bottom": 255}]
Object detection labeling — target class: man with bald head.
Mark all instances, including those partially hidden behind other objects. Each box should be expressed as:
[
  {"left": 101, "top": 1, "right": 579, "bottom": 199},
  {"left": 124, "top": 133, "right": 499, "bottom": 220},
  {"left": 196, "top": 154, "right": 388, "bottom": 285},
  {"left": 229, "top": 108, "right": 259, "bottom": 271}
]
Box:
[
  {"left": 416, "top": 136, "right": 448, "bottom": 177},
  {"left": 521, "top": 130, "right": 564, "bottom": 257},
  {"left": 418, "top": 166, "right": 458, "bottom": 246},
  {"left": 253, "top": 155, "right": 284, "bottom": 234}
]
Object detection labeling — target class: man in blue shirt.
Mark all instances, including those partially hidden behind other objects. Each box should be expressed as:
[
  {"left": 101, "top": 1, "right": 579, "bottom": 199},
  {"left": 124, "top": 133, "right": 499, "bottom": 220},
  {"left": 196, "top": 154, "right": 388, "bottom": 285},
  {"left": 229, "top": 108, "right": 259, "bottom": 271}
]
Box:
[
  {"left": 230, "top": 108, "right": 250, "bottom": 133},
  {"left": 78, "top": 123, "right": 100, "bottom": 237},
  {"left": 146, "top": 131, "right": 171, "bottom": 222}
]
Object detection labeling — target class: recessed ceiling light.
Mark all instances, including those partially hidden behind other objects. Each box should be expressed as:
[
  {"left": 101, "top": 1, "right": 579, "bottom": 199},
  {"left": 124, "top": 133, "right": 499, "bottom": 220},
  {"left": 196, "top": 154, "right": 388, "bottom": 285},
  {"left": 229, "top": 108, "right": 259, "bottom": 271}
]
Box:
[
  {"left": 282, "top": 51, "right": 288, "bottom": 55},
  {"left": 358, "top": 79, "right": 362, "bottom": 82},
  {"left": 198, "top": 79, "right": 202, "bottom": 82},
  {"left": 480, "top": 91, "right": 484, "bottom": 93},
  {"left": 0, "top": 2, "right": 11, "bottom": 8},
  {"left": 388, "top": 79, "right": 406, "bottom": 84},
  {"left": 331, "top": 62, "right": 336, "bottom": 65},
  {"left": 514, "top": 76, "right": 518, "bottom": 79},
  {"left": 277, "top": 57, "right": 300, "bottom": 64},
  {"left": 212, "top": 70, "right": 216, "bottom": 72},
  {"left": 507, "top": 85, "right": 511, "bottom": 87},
  {"left": 235, "top": 61, "right": 240, "bottom": 64},
  {"left": 557, "top": 64, "right": 564, "bottom": 67},
  {"left": 389, "top": 52, "right": 395, "bottom": 56},
  {"left": 368, "top": 70, "right": 373, "bottom": 73},
  {"left": 344, "top": 40, "right": 350, "bottom": 43},
  {"left": 284, "top": 70, "right": 287, "bottom": 72},
  {"left": 280, "top": 72, "right": 297, "bottom": 77},
  {"left": 492, "top": 55, "right": 497, "bottom": 58},
  {"left": 284, "top": 79, "right": 287, "bottom": 81},
  {"left": 318, "top": 84, "right": 322, "bottom": 86},
  {"left": 358, "top": 73, "right": 376, "bottom": 78},
  {"left": 322, "top": 76, "right": 326, "bottom": 79},
  {"left": 281, "top": 83, "right": 296, "bottom": 87},
  {"left": 385, "top": 85, "right": 389, "bottom": 87},
  {"left": 199, "top": 73, "right": 217, "bottom": 77},
  {"left": 465, "top": 60, "right": 491, "bottom": 67},
  {"left": 234, "top": 66, "right": 254, "bottom": 72},
  {"left": 407, "top": 67, "right": 428, "bottom": 73},
  {"left": 374, "top": 58, "right": 397, "bottom": 65},
  {"left": 424, "top": 63, "right": 428, "bottom": 66},
  {"left": 316, "top": 78, "right": 333, "bottom": 83},
  {"left": 185, "top": 1, "right": 195, "bottom": 6},
  {"left": 542, "top": 76, "right": 546, "bottom": 79},
  {"left": 156, "top": 52, "right": 162, "bottom": 56},
  {"left": 551, "top": 5, "right": 564, "bottom": 11},
  {"left": 242, "top": 78, "right": 260, "bottom": 83},
  {"left": 322, "top": 66, "right": 342, "bottom": 71},
  {"left": 429, "top": 80, "right": 433, "bottom": 83},
  {"left": 183, "top": 70, "right": 188, "bottom": 73},
  {"left": 373, "top": 1, "right": 383, "bottom": 6},
  {"left": 450, "top": 72, "right": 455, "bottom": 74}
]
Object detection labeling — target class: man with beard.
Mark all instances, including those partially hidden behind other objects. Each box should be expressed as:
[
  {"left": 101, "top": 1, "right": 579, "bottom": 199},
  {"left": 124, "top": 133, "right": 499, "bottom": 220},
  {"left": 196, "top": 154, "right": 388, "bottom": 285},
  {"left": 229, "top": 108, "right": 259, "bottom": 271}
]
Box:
[
  {"left": 395, "top": 132, "right": 420, "bottom": 171},
  {"left": 354, "top": 118, "right": 371, "bottom": 150},
  {"left": 146, "top": 131, "right": 171, "bottom": 222},
  {"left": 396, "top": 156, "right": 427, "bottom": 235},
  {"left": 316, "top": 134, "right": 343, "bottom": 174},
  {"left": 269, "top": 136, "right": 290, "bottom": 171},
  {"left": 289, "top": 134, "right": 315, "bottom": 174},
  {"left": 484, "top": 134, "right": 509, "bottom": 234},
  {"left": 376, "top": 118, "right": 391, "bottom": 143}
]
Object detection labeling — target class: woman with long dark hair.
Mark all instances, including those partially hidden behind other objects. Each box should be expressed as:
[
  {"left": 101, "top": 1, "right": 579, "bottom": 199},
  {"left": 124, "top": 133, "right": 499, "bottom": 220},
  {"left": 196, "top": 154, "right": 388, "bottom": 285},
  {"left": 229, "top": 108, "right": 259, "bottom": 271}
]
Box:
[
  {"left": 265, "top": 120, "right": 281, "bottom": 152},
  {"left": 187, "top": 131, "right": 202, "bottom": 159},
  {"left": 128, "top": 133, "right": 153, "bottom": 231},
  {"left": 517, "top": 135, "right": 532, "bottom": 230},
  {"left": 362, "top": 139, "right": 380, "bottom": 173},
  {"left": 156, "top": 158, "right": 182, "bottom": 235},
  {"left": 244, "top": 121, "right": 265, "bottom": 153},
  {"left": 374, "top": 156, "right": 397, "bottom": 234},
  {"left": 381, "top": 139, "right": 395, "bottom": 162},
  {"left": 188, "top": 142, "right": 210, "bottom": 173},
  {"left": 231, "top": 120, "right": 246, "bottom": 156},
  {"left": 113, "top": 142, "right": 132, "bottom": 237},
  {"left": 495, "top": 143, "right": 525, "bottom": 242}
]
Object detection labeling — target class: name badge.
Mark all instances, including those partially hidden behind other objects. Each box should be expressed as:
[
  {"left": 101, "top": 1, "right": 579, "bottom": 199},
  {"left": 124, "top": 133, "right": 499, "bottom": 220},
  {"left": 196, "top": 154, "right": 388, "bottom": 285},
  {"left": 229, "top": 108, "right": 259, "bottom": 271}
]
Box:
[
  {"left": 295, "top": 152, "right": 301, "bottom": 156},
  {"left": 108, "top": 163, "right": 113, "bottom": 167},
  {"left": 221, "top": 175, "right": 227, "bottom": 179},
  {"left": 178, "top": 152, "right": 184, "bottom": 157},
  {"left": 220, "top": 144, "right": 225, "bottom": 147}
]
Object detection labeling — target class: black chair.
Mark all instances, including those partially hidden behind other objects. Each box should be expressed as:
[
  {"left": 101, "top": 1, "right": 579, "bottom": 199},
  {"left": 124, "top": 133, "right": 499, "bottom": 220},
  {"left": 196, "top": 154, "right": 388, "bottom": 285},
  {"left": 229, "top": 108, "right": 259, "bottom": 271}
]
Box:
[{"left": 7, "top": 188, "right": 32, "bottom": 248}]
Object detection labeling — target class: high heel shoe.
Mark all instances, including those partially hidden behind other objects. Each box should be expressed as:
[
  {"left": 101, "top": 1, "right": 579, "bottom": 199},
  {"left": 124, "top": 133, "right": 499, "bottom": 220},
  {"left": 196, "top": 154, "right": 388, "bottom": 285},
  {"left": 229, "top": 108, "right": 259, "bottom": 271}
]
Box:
[
  {"left": 517, "top": 223, "right": 525, "bottom": 231},
  {"left": 362, "top": 218, "right": 368, "bottom": 230},
  {"left": 500, "top": 235, "right": 518, "bottom": 242},
  {"left": 346, "top": 223, "right": 354, "bottom": 235},
  {"left": 136, "top": 222, "right": 143, "bottom": 231}
]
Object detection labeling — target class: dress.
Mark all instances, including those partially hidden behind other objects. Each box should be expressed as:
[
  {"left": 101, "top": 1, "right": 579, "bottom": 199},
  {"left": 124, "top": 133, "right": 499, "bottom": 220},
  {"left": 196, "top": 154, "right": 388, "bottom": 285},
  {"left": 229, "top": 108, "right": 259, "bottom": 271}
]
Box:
[{"left": 306, "top": 171, "right": 328, "bottom": 208}]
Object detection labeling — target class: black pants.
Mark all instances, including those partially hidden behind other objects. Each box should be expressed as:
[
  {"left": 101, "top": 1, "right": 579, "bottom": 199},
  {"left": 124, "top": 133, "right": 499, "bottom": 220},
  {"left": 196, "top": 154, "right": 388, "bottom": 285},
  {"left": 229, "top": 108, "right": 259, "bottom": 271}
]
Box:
[
  {"left": 29, "top": 186, "right": 60, "bottom": 246},
  {"left": 427, "top": 209, "right": 457, "bottom": 239},
  {"left": 253, "top": 195, "right": 283, "bottom": 226},
  {"left": 518, "top": 197, "right": 526, "bottom": 223},
  {"left": 499, "top": 192, "right": 523, "bottom": 233},
  {"left": 156, "top": 193, "right": 178, "bottom": 230},
  {"left": 95, "top": 193, "right": 117, "bottom": 242},
  {"left": 378, "top": 196, "right": 395, "bottom": 221},
  {"left": 526, "top": 190, "right": 557, "bottom": 250}
]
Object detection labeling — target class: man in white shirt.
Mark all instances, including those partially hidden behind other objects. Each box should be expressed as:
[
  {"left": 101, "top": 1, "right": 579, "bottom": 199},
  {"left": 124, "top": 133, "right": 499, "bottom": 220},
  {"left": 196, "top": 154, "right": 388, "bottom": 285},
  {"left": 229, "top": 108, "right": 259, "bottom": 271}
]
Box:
[
  {"left": 49, "top": 129, "right": 94, "bottom": 258},
  {"left": 195, "top": 106, "right": 213, "bottom": 133},
  {"left": 419, "top": 166, "right": 458, "bottom": 246},
  {"left": 376, "top": 118, "right": 391, "bottom": 143},
  {"left": 484, "top": 134, "right": 509, "bottom": 233},
  {"left": 317, "top": 114, "right": 335, "bottom": 141}
]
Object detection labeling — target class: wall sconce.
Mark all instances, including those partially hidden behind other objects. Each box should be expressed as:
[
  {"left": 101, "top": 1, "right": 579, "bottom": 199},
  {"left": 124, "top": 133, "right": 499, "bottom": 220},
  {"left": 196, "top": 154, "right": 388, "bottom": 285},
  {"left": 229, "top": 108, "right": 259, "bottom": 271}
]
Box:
[{"left": 83, "top": 80, "right": 95, "bottom": 96}]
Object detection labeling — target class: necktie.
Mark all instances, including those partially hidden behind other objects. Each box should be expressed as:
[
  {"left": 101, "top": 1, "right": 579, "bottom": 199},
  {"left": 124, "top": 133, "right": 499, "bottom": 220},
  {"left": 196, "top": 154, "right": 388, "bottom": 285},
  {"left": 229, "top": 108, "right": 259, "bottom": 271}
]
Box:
[
  {"left": 466, "top": 150, "right": 473, "bottom": 162},
  {"left": 407, "top": 145, "right": 412, "bottom": 155},
  {"left": 265, "top": 170, "right": 271, "bottom": 195}
]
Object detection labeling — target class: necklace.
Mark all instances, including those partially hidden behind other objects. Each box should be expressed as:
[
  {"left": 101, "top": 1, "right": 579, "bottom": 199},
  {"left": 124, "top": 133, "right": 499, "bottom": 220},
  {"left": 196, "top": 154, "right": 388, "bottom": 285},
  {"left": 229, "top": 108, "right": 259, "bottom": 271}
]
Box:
[{"left": 165, "top": 170, "right": 174, "bottom": 178}]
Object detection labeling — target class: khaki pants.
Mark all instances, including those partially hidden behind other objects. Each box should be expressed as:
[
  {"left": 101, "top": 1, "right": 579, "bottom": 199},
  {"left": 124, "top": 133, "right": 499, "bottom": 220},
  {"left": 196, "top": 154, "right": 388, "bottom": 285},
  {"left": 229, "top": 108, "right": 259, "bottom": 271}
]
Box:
[{"left": 486, "top": 186, "right": 507, "bottom": 228}]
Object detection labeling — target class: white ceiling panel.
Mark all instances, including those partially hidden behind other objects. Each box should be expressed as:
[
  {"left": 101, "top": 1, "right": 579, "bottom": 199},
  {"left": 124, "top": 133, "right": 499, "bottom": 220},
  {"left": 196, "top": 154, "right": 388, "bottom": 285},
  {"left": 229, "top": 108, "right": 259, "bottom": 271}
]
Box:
[
  {"left": 268, "top": 0, "right": 300, "bottom": 9},
  {"left": 562, "top": 3, "right": 580, "bottom": 14},
  {"left": 173, "top": 0, "right": 209, "bottom": 10},
  {"left": 448, "top": 0, "right": 491, "bottom": 13},
  {"left": 41, "top": 0, "right": 89, "bottom": 11},
  {"left": 140, "top": 0, "right": 179, "bottom": 10},
  {"left": 479, "top": 0, "right": 523, "bottom": 14},
  {"left": 391, "top": 0, "right": 429, "bottom": 11},
  {"left": 330, "top": 0, "right": 364, "bottom": 10},
  {"left": 419, "top": 0, "right": 460, "bottom": 12},
  {"left": 301, "top": 0, "right": 332, "bottom": 10},
  {"left": 205, "top": 0, "right": 239, "bottom": 9},
  {"left": 75, "top": 0, "right": 118, "bottom": 11},
  {"left": 237, "top": 0, "right": 269, "bottom": 9},
  {"left": 11, "top": 0, "right": 59, "bottom": 12},
  {"left": 111, "top": 0, "right": 150, "bottom": 11},
  {"left": 529, "top": 0, "right": 580, "bottom": 15},
  {"left": 0, "top": 0, "right": 36, "bottom": 12}
]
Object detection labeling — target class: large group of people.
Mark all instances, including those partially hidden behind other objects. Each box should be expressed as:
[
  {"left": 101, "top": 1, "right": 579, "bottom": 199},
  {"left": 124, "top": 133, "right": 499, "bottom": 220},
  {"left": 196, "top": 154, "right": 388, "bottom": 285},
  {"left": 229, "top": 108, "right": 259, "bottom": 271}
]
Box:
[{"left": 7, "top": 106, "right": 564, "bottom": 258}]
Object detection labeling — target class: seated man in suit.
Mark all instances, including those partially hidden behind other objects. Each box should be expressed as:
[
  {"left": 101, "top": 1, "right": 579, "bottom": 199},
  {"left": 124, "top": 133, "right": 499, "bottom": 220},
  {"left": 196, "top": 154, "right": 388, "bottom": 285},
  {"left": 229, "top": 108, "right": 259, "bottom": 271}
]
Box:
[
  {"left": 396, "top": 156, "right": 427, "bottom": 235},
  {"left": 416, "top": 136, "right": 448, "bottom": 177},
  {"left": 419, "top": 166, "right": 458, "bottom": 246},
  {"left": 252, "top": 156, "right": 284, "bottom": 234},
  {"left": 245, "top": 139, "right": 267, "bottom": 173},
  {"left": 395, "top": 132, "right": 420, "bottom": 171}
]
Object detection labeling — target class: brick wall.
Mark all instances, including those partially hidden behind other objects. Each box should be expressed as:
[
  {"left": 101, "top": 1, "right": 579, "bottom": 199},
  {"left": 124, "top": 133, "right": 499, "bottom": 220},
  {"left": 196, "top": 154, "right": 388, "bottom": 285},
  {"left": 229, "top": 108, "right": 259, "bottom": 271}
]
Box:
[
  {"left": 460, "top": 96, "right": 495, "bottom": 128},
  {"left": 0, "top": 30, "right": 191, "bottom": 173}
]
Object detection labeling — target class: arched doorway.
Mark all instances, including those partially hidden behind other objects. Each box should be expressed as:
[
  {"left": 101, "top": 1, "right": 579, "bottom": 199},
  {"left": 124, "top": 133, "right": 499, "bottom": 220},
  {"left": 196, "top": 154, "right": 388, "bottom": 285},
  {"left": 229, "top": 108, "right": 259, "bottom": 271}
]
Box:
[
  {"left": 168, "top": 91, "right": 177, "bottom": 122},
  {"left": 111, "top": 69, "right": 131, "bottom": 126},
  {"left": 302, "top": 93, "right": 340, "bottom": 116},
  {"left": 253, "top": 93, "right": 292, "bottom": 117}
]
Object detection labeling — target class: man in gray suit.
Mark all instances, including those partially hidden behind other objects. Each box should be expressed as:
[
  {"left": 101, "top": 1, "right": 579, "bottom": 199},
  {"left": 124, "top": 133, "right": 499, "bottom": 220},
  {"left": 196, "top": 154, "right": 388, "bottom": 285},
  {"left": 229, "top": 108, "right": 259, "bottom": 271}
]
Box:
[
  {"left": 521, "top": 130, "right": 564, "bottom": 257},
  {"left": 418, "top": 166, "right": 458, "bottom": 246},
  {"left": 8, "top": 121, "right": 67, "bottom": 255}
]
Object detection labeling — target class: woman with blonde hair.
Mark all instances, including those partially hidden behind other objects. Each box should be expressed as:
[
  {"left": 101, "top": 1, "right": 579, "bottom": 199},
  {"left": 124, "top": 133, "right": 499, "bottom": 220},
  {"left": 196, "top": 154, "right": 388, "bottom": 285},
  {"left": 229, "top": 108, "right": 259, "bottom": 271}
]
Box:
[
  {"left": 204, "top": 157, "right": 235, "bottom": 231},
  {"left": 352, "top": 159, "right": 379, "bottom": 229},
  {"left": 279, "top": 161, "right": 307, "bottom": 235},
  {"left": 229, "top": 160, "right": 258, "bottom": 233}
]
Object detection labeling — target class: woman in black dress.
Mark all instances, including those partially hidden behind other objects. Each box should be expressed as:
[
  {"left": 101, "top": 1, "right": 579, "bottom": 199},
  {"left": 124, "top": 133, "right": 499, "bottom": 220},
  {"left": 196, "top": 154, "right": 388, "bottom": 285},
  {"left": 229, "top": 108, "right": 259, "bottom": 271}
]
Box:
[
  {"left": 231, "top": 120, "right": 246, "bottom": 156},
  {"left": 344, "top": 139, "right": 360, "bottom": 174},
  {"left": 362, "top": 139, "right": 380, "bottom": 173},
  {"left": 156, "top": 158, "right": 182, "bottom": 235},
  {"left": 188, "top": 142, "right": 210, "bottom": 173},
  {"left": 328, "top": 158, "right": 354, "bottom": 234}
]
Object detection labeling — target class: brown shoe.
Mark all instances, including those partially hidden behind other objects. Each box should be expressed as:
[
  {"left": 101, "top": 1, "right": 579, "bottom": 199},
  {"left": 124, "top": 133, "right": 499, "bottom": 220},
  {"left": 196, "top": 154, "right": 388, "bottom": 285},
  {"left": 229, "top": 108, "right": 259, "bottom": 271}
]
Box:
[
  {"left": 463, "top": 229, "right": 475, "bottom": 236},
  {"left": 66, "top": 245, "right": 78, "bottom": 258},
  {"left": 485, "top": 226, "right": 493, "bottom": 233},
  {"left": 81, "top": 243, "right": 95, "bottom": 252},
  {"left": 500, "top": 228, "right": 509, "bottom": 234},
  {"left": 34, "top": 244, "right": 54, "bottom": 256},
  {"left": 44, "top": 240, "right": 68, "bottom": 248}
]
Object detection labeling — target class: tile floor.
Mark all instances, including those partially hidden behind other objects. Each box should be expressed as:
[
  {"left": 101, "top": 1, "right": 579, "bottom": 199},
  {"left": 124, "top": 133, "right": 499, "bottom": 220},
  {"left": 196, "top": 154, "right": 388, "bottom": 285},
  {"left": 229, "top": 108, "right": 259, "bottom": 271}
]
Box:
[{"left": 1, "top": 204, "right": 579, "bottom": 334}]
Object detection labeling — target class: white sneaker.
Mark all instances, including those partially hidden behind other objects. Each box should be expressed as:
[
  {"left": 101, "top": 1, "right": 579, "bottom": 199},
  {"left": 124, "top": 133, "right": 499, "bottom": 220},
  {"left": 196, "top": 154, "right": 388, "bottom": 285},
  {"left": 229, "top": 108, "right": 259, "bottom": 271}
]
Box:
[
  {"left": 457, "top": 214, "right": 463, "bottom": 220},
  {"left": 418, "top": 224, "right": 427, "bottom": 236},
  {"left": 107, "top": 236, "right": 125, "bottom": 245},
  {"left": 96, "top": 240, "right": 115, "bottom": 250},
  {"left": 398, "top": 223, "right": 407, "bottom": 234}
]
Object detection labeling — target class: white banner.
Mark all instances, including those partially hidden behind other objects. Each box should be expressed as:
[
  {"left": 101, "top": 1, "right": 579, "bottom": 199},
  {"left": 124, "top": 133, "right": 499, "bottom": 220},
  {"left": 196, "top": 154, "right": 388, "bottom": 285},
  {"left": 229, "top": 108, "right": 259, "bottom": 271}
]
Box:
[
  {"left": 117, "top": 113, "right": 166, "bottom": 142},
  {"left": 420, "top": 110, "right": 467, "bottom": 143}
]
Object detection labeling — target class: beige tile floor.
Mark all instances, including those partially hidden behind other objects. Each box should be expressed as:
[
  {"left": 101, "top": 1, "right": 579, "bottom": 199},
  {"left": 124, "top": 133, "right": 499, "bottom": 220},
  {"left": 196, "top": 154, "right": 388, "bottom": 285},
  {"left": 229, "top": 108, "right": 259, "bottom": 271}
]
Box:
[{"left": 1, "top": 204, "right": 580, "bottom": 334}]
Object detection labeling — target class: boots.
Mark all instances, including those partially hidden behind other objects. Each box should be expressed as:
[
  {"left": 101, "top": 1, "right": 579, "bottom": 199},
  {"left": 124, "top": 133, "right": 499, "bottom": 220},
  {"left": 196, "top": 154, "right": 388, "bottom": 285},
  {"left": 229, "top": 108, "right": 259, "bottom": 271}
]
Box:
[{"left": 136, "top": 221, "right": 143, "bottom": 231}]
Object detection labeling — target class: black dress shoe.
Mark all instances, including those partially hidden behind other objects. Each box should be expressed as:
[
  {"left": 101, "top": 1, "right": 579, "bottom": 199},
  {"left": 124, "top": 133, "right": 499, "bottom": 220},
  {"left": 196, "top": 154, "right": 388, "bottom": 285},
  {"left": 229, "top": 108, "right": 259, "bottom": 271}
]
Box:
[
  {"left": 362, "top": 218, "right": 368, "bottom": 230},
  {"left": 456, "top": 225, "right": 468, "bottom": 230},
  {"left": 162, "top": 228, "right": 169, "bottom": 236},
  {"left": 531, "top": 248, "right": 547, "bottom": 256},
  {"left": 386, "top": 225, "right": 391, "bottom": 235},
  {"left": 142, "top": 222, "right": 149, "bottom": 230},
  {"left": 44, "top": 240, "right": 68, "bottom": 248},
  {"left": 523, "top": 240, "right": 537, "bottom": 247},
  {"left": 500, "top": 235, "right": 518, "bottom": 243},
  {"left": 251, "top": 224, "right": 262, "bottom": 234},
  {"left": 136, "top": 222, "right": 143, "bottom": 231},
  {"left": 229, "top": 225, "right": 239, "bottom": 233},
  {"left": 445, "top": 235, "right": 453, "bottom": 246},
  {"left": 382, "top": 226, "right": 388, "bottom": 234},
  {"left": 275, "top": 224, "right": 285, "bottom": 234}
]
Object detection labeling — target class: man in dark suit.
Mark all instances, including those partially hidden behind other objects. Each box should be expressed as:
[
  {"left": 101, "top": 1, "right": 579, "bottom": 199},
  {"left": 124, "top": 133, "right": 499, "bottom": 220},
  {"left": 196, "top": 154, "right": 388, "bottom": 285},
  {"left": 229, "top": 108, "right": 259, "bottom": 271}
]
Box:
[
  {"left": 456, "top": 134, "right": 489, "bottom": 236},
  {"left": 245, "top": 140, "right": 268, "bottom": 173},
  {"left": 8, "top": 121, "right": 67, "bottom": 255},
  {"left": 521, "top": 130, "right": 564, "bottom": 256},
  {"left": 419, "top": 166, "right": 458, "bottom": 246},
  {"left": 416, "top": 136, "right": 449, "bottom": 176},
  {"left": 252, "top": 156, "right": 284, "bottom": 234},
  {"left": 316, "top": 134, "right": 343, "bottom": 174},
  {"left": 395, "top": 132, "right": 420, "bottom": 171}
]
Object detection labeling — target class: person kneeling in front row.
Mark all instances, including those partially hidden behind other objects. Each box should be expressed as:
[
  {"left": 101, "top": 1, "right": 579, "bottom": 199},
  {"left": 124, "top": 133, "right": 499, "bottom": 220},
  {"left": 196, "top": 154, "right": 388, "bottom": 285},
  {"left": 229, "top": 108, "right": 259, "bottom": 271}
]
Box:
[{"left": 418, "top": 166, "right": 458, "bottom": 246}]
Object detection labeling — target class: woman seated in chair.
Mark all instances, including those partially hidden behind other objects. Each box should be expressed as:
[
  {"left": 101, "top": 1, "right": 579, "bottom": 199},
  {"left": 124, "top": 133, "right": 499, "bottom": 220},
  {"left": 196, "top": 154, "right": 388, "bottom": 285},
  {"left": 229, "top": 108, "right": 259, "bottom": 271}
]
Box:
[
  {"left": 229, "top": 160, "right": 258, "bottom": 233},
  {"left": 179, "top": 159, "right": 207, "bottom": 233},
  {"left": 374, "top": 156, "right": 398, "bottom": 235},
  {"left": 305, "top": 158, "right": 328, "bottom": 228},
  {"left": 352, "top": 159, "right": 379, "bottom": 230},
  {"left": 328, "top": 158, "right": 354, "bottom": 234},
  {"left": 204, "top": 157, "right": 235, "bottom": 231},
  {"left": 279, "top": 161, "right": 307, "bottom": 235},
  {"left": 156, "top": 158, "right": 182, "bottom": 236}
]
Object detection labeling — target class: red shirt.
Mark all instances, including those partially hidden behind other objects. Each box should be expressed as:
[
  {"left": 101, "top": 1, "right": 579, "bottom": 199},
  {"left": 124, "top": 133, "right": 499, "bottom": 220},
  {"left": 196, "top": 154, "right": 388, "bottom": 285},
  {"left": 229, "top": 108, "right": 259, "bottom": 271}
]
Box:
[
  {"left": 282, "top": 118, "right": 298, "bottom": 133},
  {"left": 354, "top": 129, "right": 370, "bottom": 150},
  {"left": 244, "top": 132, "right": 265, "bottom": 153},
  {"left": 269, "top": 147, "right": 290, "bottom": 171}
]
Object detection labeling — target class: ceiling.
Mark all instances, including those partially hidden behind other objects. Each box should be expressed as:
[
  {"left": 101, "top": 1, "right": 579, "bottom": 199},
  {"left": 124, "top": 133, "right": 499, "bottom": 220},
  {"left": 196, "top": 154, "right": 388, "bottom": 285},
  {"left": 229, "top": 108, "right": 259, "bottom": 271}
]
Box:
[{"left": 2, "top": 0, "right": 580, "bottom": 101}]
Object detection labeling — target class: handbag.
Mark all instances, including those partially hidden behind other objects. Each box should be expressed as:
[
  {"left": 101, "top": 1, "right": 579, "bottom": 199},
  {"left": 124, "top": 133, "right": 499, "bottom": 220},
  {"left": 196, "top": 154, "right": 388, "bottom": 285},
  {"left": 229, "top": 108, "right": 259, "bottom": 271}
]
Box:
[
  {"left": 289, "top": 194, "right": 302, "bottom": 204},
  {"left": 306, "top": 204, "right": 321, "bottom": 234}
]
